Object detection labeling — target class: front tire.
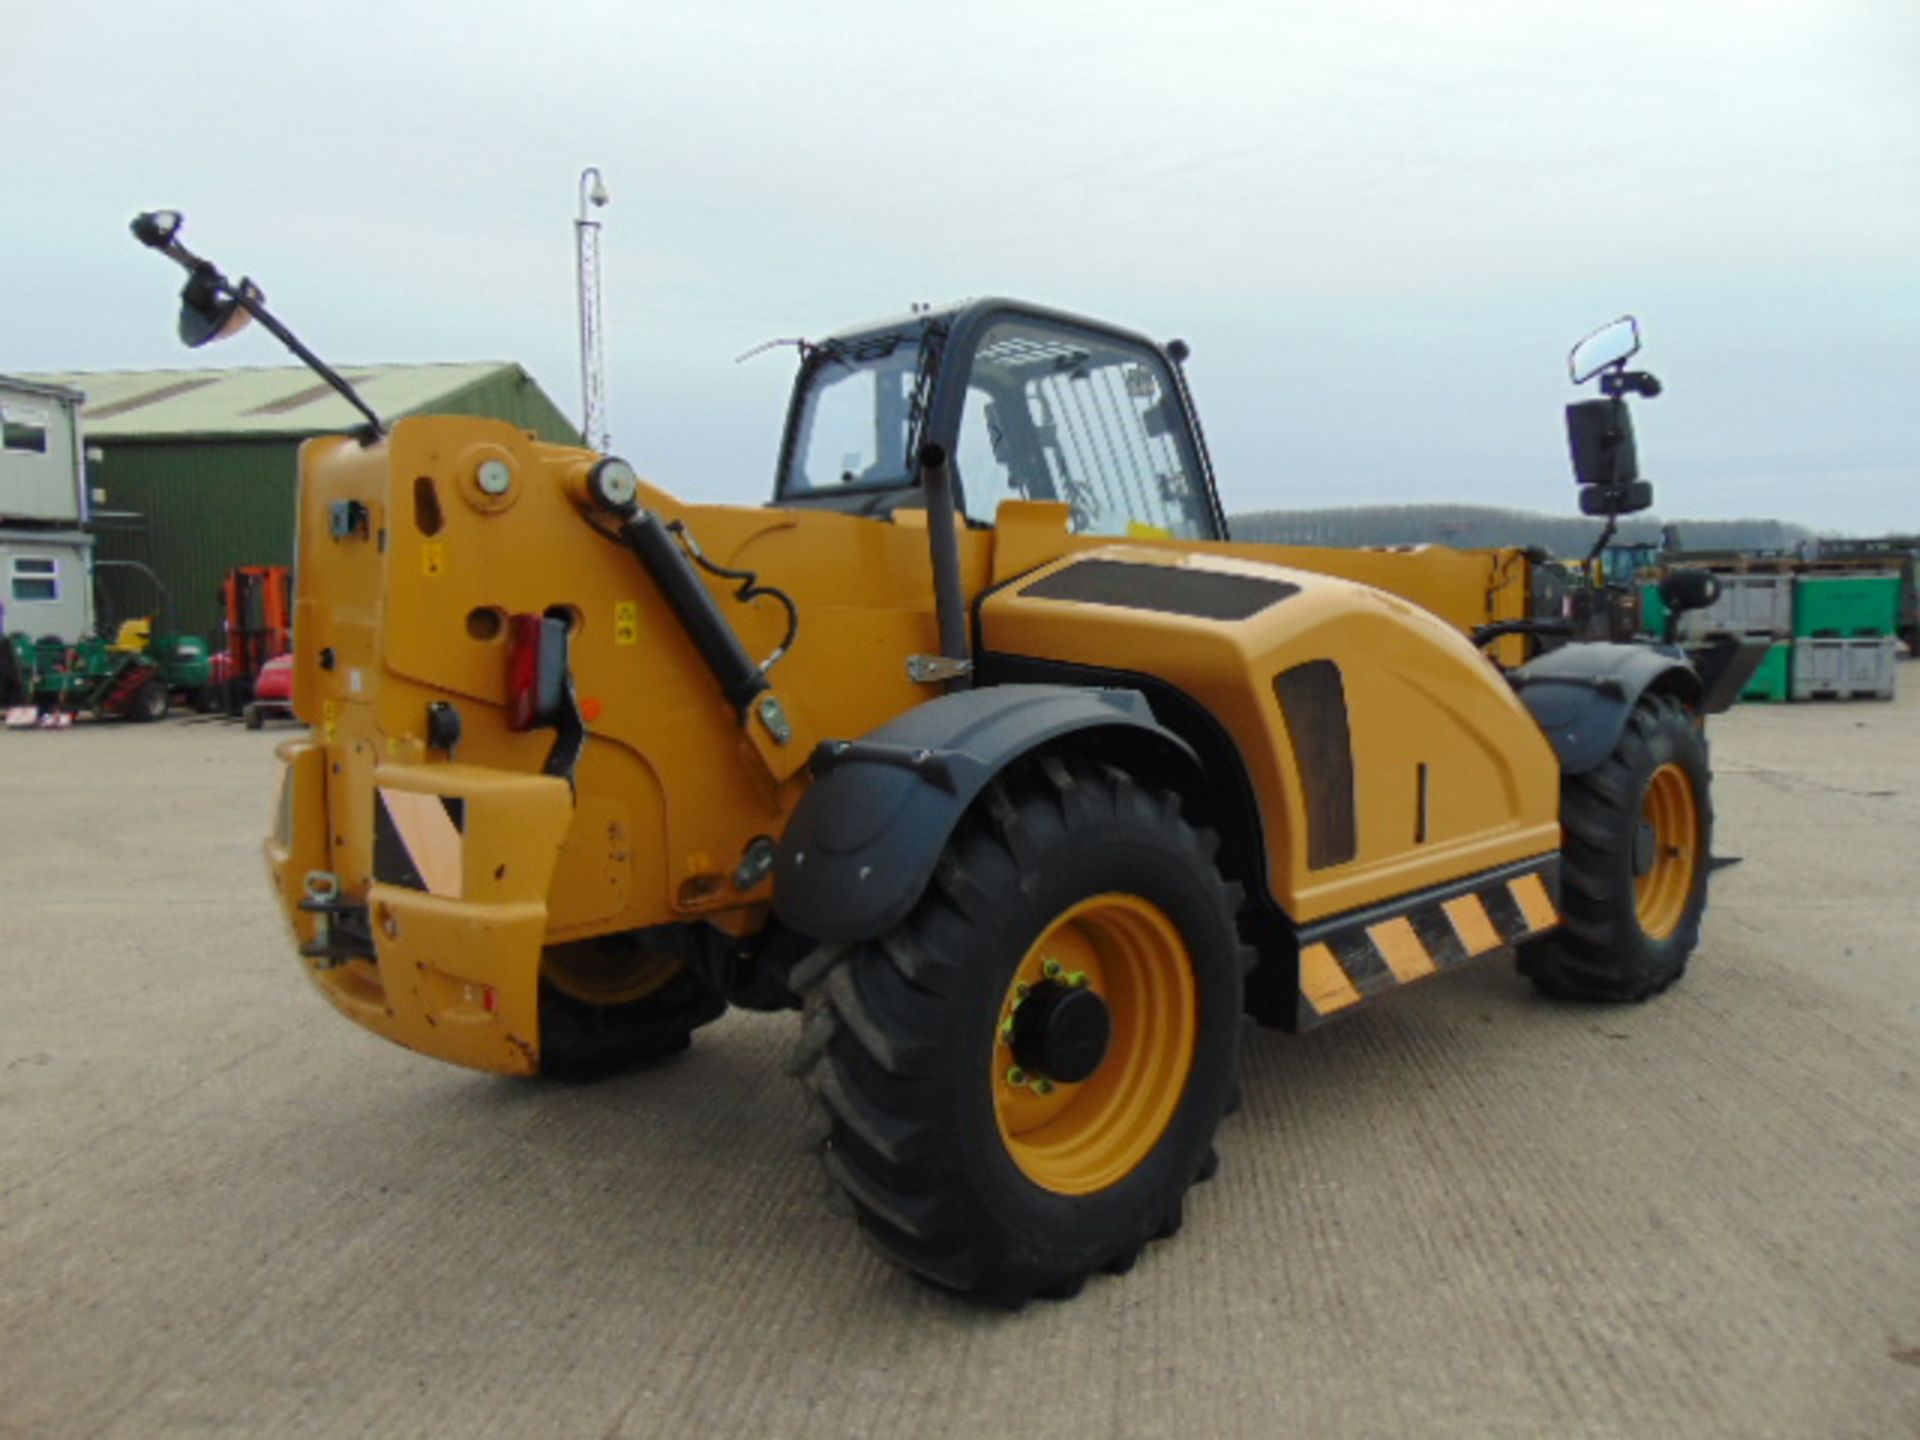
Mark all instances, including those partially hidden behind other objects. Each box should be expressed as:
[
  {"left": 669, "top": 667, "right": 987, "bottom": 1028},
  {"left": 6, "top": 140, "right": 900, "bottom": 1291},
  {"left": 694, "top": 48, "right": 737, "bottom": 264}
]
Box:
[
  {"left": 790, "top": 755, "right": 1249, "bottom": 1305},
  {"left": 1521, "top": 692, "right": 1711, "bottom": 1001}
]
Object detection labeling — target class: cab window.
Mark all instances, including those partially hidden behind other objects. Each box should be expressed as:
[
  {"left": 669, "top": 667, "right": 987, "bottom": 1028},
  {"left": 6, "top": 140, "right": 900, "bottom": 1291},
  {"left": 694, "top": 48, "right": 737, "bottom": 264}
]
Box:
[
  {"left": 786, "top": 341, "right": 918, "bottom": 492},
  {"left": 955, "top": 318, "right": 1216, "bottom": 539}
]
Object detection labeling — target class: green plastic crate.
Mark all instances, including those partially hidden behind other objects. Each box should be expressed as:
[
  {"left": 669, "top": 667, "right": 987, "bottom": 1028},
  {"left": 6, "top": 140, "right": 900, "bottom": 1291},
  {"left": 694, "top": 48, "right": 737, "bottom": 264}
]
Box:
[
  {"left": 1740, "top": 641, "right": 1792, "bottom": 702},
  {"left": 1794, "top": 574, "right": 1899, "bottom": 638}
]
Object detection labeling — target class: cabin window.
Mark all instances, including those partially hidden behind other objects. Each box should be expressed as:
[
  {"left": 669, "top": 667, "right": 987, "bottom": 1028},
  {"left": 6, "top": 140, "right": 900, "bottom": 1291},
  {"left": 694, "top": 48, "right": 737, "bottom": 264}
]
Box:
[
  {"left": 787, "top": 339, "right": 920, "bottom": 492},
  {"left": 10, "top": 556, "right": 59, "bottom": 603},
  {"left": 1, "top": 405, "right": 49, "bottom": 454},
  {"left": 955, "top": 319, "right": 1216, "bottom": 539}
]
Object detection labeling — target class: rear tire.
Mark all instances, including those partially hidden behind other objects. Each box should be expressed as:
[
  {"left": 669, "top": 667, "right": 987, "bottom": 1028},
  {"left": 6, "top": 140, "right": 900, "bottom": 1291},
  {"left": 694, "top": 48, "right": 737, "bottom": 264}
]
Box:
[
  {"left": 538, "top": 927, "right": 727, "bottom": 1081},
  {"left": 1520, "top": 692, "right": 1711, "bottom": 1001},
  {"left": 790, "top": 755, "right": 1249, "bottom": 1305}
]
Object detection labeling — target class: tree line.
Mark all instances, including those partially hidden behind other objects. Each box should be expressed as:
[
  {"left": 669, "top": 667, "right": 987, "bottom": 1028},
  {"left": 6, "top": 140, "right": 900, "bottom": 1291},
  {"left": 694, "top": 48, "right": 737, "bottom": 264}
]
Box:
[{"left": 1228, "top": 505, "right": 1815, "bottom": 558}]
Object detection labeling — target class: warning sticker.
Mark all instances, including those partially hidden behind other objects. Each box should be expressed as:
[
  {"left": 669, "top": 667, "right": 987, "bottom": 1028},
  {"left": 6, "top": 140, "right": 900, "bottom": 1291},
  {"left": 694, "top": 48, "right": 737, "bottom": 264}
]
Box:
[
  {"left": 421, "top": 542, "right": 447, "bottom": 577},
  {"left": 614, "top": 601, "right": 639, "bottom": 645}
]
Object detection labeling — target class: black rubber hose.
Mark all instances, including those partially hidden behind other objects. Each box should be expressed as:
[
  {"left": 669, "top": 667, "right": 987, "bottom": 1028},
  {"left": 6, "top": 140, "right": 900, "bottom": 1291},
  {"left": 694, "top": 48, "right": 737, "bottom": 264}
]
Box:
[{"left": 620, "top": 510, "right": 769, "bottom": 712}]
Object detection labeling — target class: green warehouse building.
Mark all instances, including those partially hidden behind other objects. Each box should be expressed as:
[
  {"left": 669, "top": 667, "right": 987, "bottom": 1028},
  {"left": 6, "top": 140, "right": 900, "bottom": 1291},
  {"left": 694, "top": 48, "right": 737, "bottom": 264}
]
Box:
[{"left": 19, "top": 362, "right": 577, "bottom": 642}]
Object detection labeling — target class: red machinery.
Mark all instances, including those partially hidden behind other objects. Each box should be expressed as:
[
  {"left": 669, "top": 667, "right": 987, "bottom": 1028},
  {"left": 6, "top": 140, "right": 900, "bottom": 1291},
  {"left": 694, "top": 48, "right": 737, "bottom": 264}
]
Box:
[
  {"left": 217, "top": 565, "right": 292, "bottom": 711},
  {"left": 242, "top": 653, "right": 295, "bottom": 729}
]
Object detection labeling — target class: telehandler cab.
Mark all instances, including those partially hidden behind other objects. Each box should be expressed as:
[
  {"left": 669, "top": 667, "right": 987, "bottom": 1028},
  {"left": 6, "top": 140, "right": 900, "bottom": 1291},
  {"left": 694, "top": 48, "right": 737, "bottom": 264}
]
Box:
[{"left": 136, "top": 213, "right": 1756, "bottom": 1304}]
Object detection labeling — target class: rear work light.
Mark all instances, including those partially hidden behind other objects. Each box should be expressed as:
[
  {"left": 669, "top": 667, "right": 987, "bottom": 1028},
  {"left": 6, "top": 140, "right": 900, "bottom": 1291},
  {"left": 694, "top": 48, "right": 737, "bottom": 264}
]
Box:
[{"left": 506, "top": 613, "right": 571, "bottom": 732}]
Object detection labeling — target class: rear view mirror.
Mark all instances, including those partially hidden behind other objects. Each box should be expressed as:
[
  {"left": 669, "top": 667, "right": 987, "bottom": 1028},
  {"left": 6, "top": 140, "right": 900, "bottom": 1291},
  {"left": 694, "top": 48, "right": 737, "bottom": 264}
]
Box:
[
  {"left": 131, "top": 208, "right": 387, "bottom": 441},
  {"left": 1659, "top": 568, "right": 1720, "bottom": 615},
  {"left": 1653, "top": 568, "right": 1721, "bottom": 643},
  {"left": 1566, "top": 398, "right": 1639, "bottom": 487},
  {"left": 1569, "top": 316, "right": 1640, "bottom": 385},
  {"left": 130, "top": 210, "right": 184, "bottom": 249},
  {"left": 178, "top": 266, "right": 258, "bottom": 348},
  {"left": 1567, "top": 397, "right": 1652, "bottom": 516}
]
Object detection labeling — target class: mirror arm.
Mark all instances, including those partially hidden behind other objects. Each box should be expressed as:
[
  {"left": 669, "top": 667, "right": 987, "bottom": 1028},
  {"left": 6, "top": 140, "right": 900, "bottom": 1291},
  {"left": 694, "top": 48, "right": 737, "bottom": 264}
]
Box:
[
  {"left": 1583, "top": 507, "right": 1621, "bottom": 571},
  {"left": 134, "top": 216, "right": 386, "bottom": 444},
  {"left": 225, "top": 286, "right": 386, "bottom": 442}
]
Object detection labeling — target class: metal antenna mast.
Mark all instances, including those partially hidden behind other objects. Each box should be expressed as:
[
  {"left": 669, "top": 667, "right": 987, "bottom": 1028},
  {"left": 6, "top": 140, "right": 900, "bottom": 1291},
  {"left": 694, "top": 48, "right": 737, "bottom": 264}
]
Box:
[{"left": 575, "top": 166, "right": 611, "bottom": 451}]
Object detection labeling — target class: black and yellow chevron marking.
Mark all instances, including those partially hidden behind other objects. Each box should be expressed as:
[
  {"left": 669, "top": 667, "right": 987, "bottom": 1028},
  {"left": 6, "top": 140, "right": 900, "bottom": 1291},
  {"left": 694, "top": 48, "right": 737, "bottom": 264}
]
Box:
[
  {"left": 373, "top": 788, "right": 467, "bottom": 898},
  {"left": 1297, "top": 864, "right": 1558, "bottom": 1027}
]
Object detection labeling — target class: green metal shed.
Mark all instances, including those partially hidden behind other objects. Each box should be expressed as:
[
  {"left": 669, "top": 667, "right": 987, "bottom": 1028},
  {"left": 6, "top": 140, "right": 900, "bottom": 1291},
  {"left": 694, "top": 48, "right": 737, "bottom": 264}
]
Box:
[{"left": 18, "top": 363, "right": 577, "bottom": 642}]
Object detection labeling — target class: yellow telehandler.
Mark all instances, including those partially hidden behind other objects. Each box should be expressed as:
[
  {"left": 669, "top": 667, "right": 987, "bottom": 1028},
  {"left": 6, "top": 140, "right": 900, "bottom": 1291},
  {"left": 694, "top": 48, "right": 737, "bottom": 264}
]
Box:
[{"left": 135, "top": 213, "right": 1758, "bottom": 1304}]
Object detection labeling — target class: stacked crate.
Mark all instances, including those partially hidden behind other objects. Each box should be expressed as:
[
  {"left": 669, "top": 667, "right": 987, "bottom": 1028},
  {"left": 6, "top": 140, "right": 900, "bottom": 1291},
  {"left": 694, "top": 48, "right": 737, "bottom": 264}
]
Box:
[
  {"left": 1670, "top": 573, "right": 1796, "bottom": 702},
  {"left": 1791, "top": 574, "right": 1900, "bottom": 701}
]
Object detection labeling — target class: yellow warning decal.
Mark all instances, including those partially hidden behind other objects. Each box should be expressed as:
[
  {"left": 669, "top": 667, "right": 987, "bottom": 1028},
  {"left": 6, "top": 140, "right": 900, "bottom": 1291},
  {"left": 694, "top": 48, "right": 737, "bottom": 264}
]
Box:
[
  {"left": 421, "top": 542, "right": 446, "bottom": 576},
  {"left": 614, "top": 601, "right": 640, "bottom": 645}
]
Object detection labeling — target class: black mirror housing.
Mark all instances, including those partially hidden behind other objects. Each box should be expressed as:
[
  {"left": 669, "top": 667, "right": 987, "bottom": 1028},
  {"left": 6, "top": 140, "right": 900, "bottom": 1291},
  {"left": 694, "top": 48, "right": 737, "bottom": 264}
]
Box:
[
  {"left": 1566, "top": 398, "right": 1639, "bottom": 487},
  {"left": 177, "top": 265, "right": 256, "bottom": 348},
  {"left": 130, "top": 210, "right": 183, "bottom": 250},
  {"left": 1659, "top": 567, "right": 1720, "bottom": 615}
]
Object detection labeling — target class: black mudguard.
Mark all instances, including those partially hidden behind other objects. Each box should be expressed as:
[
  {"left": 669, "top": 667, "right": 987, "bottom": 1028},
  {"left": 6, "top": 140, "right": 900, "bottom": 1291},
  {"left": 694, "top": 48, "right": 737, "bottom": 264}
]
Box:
[
  {"left": 1509, "top": 642, "right": 1704, "bottom": 775},
  {"left": 772, "top": 684, "right": 1197, "bottom": 944},
  {"left": 1685, "top": 633, "right": 1771, "bottom": 715}
]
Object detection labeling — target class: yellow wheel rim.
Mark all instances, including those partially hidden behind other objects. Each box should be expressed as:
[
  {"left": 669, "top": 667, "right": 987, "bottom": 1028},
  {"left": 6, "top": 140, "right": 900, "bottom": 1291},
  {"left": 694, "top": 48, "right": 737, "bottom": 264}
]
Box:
[
  {"left": 542, "top": 941, "right": 683, "bottom": 1007},
  {"left": 1635, "top": 763, "right": 1700, "bottom": 941},
  {"left": 993, "top": 893, "right": 1197, "bottom": 1196}
]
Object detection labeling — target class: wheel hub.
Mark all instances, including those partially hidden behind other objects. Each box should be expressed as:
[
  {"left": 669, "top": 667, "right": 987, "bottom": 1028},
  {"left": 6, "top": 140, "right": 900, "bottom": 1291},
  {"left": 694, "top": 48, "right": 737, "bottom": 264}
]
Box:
[{"left": 1009, "top": 980, "right": 1111, "bottom": 1085}]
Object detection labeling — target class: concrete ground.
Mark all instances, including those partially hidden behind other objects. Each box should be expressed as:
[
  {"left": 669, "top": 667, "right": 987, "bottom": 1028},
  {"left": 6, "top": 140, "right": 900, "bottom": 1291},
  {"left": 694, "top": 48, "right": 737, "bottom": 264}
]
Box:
[{"left": 2, "top": 681, "right": 1917, "bottom": 1440}]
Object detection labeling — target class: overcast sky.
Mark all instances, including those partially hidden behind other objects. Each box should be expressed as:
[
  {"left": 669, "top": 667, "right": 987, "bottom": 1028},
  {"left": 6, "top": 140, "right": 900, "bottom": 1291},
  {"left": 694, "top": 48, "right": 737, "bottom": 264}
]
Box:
[{"left": 5, "top": 0, "right": 1915, "bottom": 532}]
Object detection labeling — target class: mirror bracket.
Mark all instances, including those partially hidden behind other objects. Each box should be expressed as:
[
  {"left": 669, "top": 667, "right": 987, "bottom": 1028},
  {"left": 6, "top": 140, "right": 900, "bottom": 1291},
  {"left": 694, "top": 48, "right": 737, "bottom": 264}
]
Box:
[{"left": 1600, "top": 368, "right": 1663, "bottom": 400}]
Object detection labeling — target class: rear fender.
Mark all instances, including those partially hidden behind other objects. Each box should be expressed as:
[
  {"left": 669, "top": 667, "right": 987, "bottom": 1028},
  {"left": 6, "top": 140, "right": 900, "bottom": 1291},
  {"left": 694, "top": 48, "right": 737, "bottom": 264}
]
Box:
[
  {"left": 771, "top": 684, "right": 1197, "bottom": 944},
  {"left": 1510, "top": 642, "right": 1703, "bottom": 775}
]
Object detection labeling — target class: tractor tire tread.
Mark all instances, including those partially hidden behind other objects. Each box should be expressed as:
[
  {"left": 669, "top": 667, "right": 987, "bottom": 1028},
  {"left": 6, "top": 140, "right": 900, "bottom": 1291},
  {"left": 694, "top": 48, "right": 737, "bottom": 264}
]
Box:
[
  {"left": 538, "top": 965, "right": 726, "bottom": 1081},
  {"left": 790, "top": 754, "right": 1246, "bottom": 1304},
  {"left": 1521, "top": 692, "right": 1711, "bottom": 1003}
]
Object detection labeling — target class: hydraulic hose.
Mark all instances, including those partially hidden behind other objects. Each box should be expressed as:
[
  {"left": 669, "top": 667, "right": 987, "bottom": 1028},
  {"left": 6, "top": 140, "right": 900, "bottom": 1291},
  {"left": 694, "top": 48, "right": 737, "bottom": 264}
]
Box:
[{"left": 619, "top": 510, "right": 769, "bottom": 713}]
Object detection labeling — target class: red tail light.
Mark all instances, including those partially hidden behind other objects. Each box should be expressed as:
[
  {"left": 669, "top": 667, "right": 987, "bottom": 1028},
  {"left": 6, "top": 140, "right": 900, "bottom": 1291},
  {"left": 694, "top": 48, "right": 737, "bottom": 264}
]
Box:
[{"left": 506, "top": 613, "right": 568, "bottom": 731}]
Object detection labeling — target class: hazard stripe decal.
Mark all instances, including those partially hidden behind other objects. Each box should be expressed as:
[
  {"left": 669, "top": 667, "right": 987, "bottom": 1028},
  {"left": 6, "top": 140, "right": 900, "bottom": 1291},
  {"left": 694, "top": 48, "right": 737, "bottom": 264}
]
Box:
[
  {"left": 1480, "top": 882, "right": 1527, "bottom": 940},
  {"left": 1327, "top": 930, "right": 1397, "bottom": 996},
  {"left": 1409, "top": 905, "right": 1471, "bottom": 970},
  {"left": 1509, "top": 872, "right": 1558, "bottom": 933},
  {"left": 1296, "top": 859, "right": 1560, "bottom": 1029},
  {"left": 373, "top": 789, "right": 466, "bottom": 898}
]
